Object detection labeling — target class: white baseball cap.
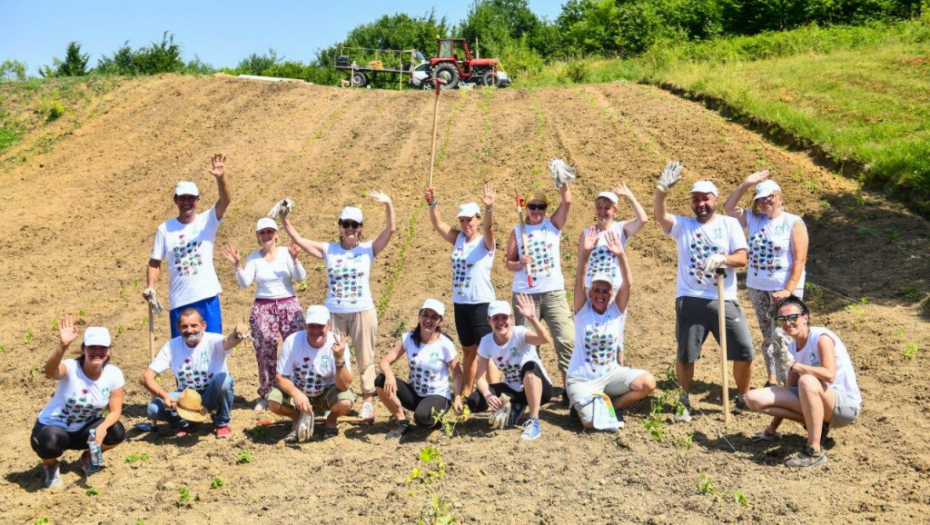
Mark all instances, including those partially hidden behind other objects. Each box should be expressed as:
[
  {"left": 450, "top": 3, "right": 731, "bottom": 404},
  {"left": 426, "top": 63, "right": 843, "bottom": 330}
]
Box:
[
  {"left": 754, "top": 180, "right": 782, "bottom": 200},
  {"left": 83, "top": 327, "right": 112, "bottom": 347},
  {"left": 590, "top": 273, "right": 615, "bottom": 289},
  {"left": 690, "top": 180, "right": 718, "bottom": 196},
  {"left": 304, "top": 305, "right": 331, "bottom": 325},
  {"left": 596, "top": 191, "right": 619, "bottom": 205},
  {"left": 340, "top": 206, "right": 363, "bottom": 223},
  {"left": 456, "top": 202, "right": 481, "bottom": 218},
  {"left": 174, "top": 181, "right": 200, "bottom": 197},
  {"left": 255, "top": 217, "right": 278, "bottom": 232},
  {"left": 487, "top": 300, "right": 512, "bottom": 318},
  {"left": 421, "top": 298, "right": 445, "bottom": 317}
]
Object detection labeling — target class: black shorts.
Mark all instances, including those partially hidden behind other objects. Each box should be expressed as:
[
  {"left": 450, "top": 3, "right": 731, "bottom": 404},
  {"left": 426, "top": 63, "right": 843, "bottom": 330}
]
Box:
[
  {"left": 675, "top": 296, "right": 754, "bottom": 363},
  {"left": 453, "top": 302, "right": 491, "bottom": 348}
]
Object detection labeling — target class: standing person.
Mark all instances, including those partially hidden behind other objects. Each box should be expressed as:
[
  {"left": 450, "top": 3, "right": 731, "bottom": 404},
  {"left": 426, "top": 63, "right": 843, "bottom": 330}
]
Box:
[
  {"left": 267, "top": 305, "right": 356, "bottom": 442},
  {"left": 282, "top": 190, "right": 396, "bottom": 422},
  {"left": 145, "top": 154, "right": 232, "bottom": 338},
  {"left": 31, "top": 317, "right": 125, "bottom": 488},
  {"left": 724, "top": 171, "right": 809, "bottom": 386},
  {"left": 375, "top": 299, "right": 465, "bottom": 440},
  {"left": 141, "top": 308, "right": 249, "bottom": 438},
  {"left": 222, "top": 217, "right": 307, "bottom": 410},
  {"left": 745, "top": 296, "right": 862, "bottom": 467},
  {"left": 466, "top": 296, "right": 555, "bottom": 440},
  {"left": 653, "top": 162, "right": 754, "bottom": 421},
  {"left": 567, "top": 229, "right": 656, "bottom": 430},
  {"left": 424, "top": 182, "right": 498, "bottom": 394},
  {"left": 578, "top": 183, "right": 649, "bottom": 290},
  {"left": 506, "top": 181, "right": 574, "bottom": 402}
]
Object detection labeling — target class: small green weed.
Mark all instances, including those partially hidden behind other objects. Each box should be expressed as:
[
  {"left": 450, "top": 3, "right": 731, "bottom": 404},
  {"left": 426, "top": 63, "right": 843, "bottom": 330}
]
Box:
[
  {"left": 236, "top": 450, "right": 253, "bottom": 464},
  {"left": 124, "top": 452, "right": 149, "bottom": 464},
  {"left": 177, "top": 485, "right": 192, "bottom": 505},
  {"left": 134, "top": 520, "right": 145, "bottom": 525},
  {"left": 887, "top": 228, "right": 901, "bottom": 241},
  {"left": 51, "top": 319, "right": 59, "bottom": 331},
  {"left": 78, "top": 308, "right": 86, "bottom": 319},
  {"left": 249, "top": 425, "right": 267, "bottom": 439},
  {"left": 891, "top": 327, "right": 905, "bottom": 339},
  {"left": 903, "top": 341, "right": 919, "bottom": 360},
  {"left": 34, "top": 519, "right": 50, "bottom": 525},
  {"left": 29, "top": 367, "right": 38, "bottom": 381},
  {"left": 296, "top": 281, "right": 308, "bottom": 292},
  {"left": 896, "top": 286, "right": 921, "bottom": 302},
  {"left": 116, "top": 325, "right": 124, "bottom": 337},
  {"left": 86, "top": 487, "right": 100, "bottom": 496},
  {"left": 407, "top": 446, "right": 446, "bottom": 486},
  {"left": 418, "top": 491, "right": 457, "bottom": 525},
  {"left": 734, "top": 489, "right": 749, "bottom": 506},
  {"left": 391, "top": 320, "right": 408, "bottom": 339},
  {"left": 696, "top": 473, "right": 718, "bottom": 496},
  {"left": 211, "top": 477, "right": 225, "bottom": 490},
  {"left": 432, "top": 405, "right": 470, "bottom": 438},
  {"left": 25, "top": 331, "right": 34, "bottom": 344}
]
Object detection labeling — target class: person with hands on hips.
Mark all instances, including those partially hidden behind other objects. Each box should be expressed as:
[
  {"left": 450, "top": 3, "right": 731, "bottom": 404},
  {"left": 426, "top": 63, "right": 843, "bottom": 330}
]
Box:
[
  {"left": 578, "top": 182, "right": 649, "bottom": 290},
  {"left": 375, "top": 299, "right": 465, "bottom": 440},
  {"left": 145, "top": 154, "right": 232, "bottom": 338},
  {"left": 222, "top": 217, "right": 307, "bottom": 411},
  {"left": 267, "top": 305, "right": 356, "bottom": 442},
  {"left": 724, "top": 170, "right": 809, "bottom": 386},
  {"left": 424, "top": 182, "right": 499, "bottom": 395},
  {"left": 653, "top": 161, "right": 754, "bottom": 422},
  {"left": 141, "top": 308, "right": 249, "bottom": 439},
  {"left": 31, "top": 316, "right": 126, "bottom": 488}
]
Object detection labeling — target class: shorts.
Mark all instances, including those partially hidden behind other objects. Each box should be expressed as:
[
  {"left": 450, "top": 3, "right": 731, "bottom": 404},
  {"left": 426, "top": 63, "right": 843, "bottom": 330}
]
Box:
[
  {"left": 566, "top": 366, "right": 646, "bottom": 426},
  {"left": 786, "top": 386, "right": 860, "bottom": 428},
  {"left": 675, "top": 296, "right": 754, "bottom": 363},
  {"left": 266, "top": 386, "right": 357, "bottom": 412},
  {"left": 169, "top": 295, "right": 222, "bottom": 339},
  {"left": 453, "top": 302, "right": 491, "bottom": 347}
]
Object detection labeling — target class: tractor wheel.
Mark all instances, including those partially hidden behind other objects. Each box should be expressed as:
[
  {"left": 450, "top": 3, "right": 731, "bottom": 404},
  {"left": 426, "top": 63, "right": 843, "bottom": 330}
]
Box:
[
  {"left": 433, "top": 63, "right": 459, "bottom": 90},
  {"left": 481, "top": 71, "right": 499, "bottom": 88},
  {"left": 350, "top": 71, "right": 368, "bottom": 88}
]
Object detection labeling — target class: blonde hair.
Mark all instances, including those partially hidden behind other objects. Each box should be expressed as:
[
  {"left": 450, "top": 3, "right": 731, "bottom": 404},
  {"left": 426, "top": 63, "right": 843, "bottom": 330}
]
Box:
[
  {"left": 594, "top": 196, "right": 619, "bottom": 212},
  {"left": 752, "top": 190, "right": 784, "bottom": 214}
]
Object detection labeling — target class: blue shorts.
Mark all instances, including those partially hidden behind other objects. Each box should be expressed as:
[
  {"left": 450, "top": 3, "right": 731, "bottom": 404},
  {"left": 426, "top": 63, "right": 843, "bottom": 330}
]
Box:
[{"left": 169, "top": 295, "right": 222, "bottom": 338}]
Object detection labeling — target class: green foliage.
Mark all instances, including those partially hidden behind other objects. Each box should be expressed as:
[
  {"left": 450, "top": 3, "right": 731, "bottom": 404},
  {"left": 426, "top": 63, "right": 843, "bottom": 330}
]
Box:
[
  {"left": 236, "top": 450, "right": 253, "bottom": 464},
  {"left": 734, "top": 489, "right": 750, "bottom": 506},
  {"left": 177, "top": 485, "right": 192, "bottom": 505},
  {"left": 210, "top": 477, "right": 225, "bottom": 490},
  {"left": 391, "top": 320, "right": 408, "bottom": 338},
  {"left": 407, "top": 446, "right": 446, "bottom": 485},
  {"left": 236, "top": 49, "right": 281, "bottom": 76},
  {"left": 25, "top": 330, "right": 33, "bottom": 344},
  {"left": 95, "top": 32, "right": 187, "bottom": 76},
  {"left": 86, "top": 487, "right": 100, "bottom": 496},
  {"left": 432, "top": 405, "right": 471, "bottom": 438},
  {"left": 34, "top": 519, "right": 50, "bottom": 525},
  {"left": 124, "top": 452, "right": 149, "bottom": 464},
  {"left": 40, "top": 42, "right": 90, "bottom": 78},
  {"left": 457, "top": 0, "right": 551, "bottom": 59},
  {"left": 696, "top": 473, "right": 719, "bottom": 495},
  {"left": 319, "top": 11, "right": 451, "bottom": 67},
  {"left": 643, "top": 366, "right": 686, "bottom": 442},
  {"left": 904, "top": 341, "right": 919, "bottom": 359},
  {"left": 419, "top": 492, "right": 457, "bottom": 525},
  {"left": 1, "top": 60, "right": 28, "bottom": 82}
]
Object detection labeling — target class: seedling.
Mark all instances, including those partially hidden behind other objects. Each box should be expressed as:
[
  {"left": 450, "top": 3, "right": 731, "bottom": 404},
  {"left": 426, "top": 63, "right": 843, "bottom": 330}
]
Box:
[
  {"left": 51, "top": 319, "right": 59, "bottom": 331},
  {"left": 432, "top": 405, "right": 470, "bottom": 438},
  {"left": 134, "top": 520, "right": 145, "bottom": 525},
  {"left": 116, "top": 325, "right": 124, "bottom": 337},
  {"left": 734, "top": 490, "right": 749, "bottom": 506},
  {"left": 78, "top": 308, "right": 86, "bottom": 319},
  {"left": 904, "top": 342, "right": 919, "bottom": 360},
  {"left": 407, "top": 446, "right": 446, "bottom": 486},
  {"left": 421, "top": 492, "right": 456, "bottom": 525},
  {"left": 236, "top": 450, "right": 253, "bottom": 464},
  {"left": 119, "top": 287, "right": 126, "bottom": 298},
  {"left": 856, "top": 226, "right": 877, "bottom": 237},
  {"left": 888, "top": 228, "right": 901, "bottom": 241},
  {"left": 86, "top": 488, "right": 100, "bottom": 496},
  {"left": 391, "top": 320, "right": 408, "bottom": 339},
  {"left": 210, "top": 477, "right": 224, "bottom": 490},
  {"left": 29, "top": 367, "right": 38, "bottom": 381},
  {"left": 0, "top": 344, "right": 5, "bottom": 352},
  {"left": 250, "top": 425, "right": 267, "bottom": 439},
  {"left": 696, "top": 473, "right": 718, "bottom": 496},
  {"left": 891, "top": 328, "right": 905, "bottom": 339},
  {"left": 25, "top": 331, "right": 33, "bottom": 344},
  {"left": 133, "top": 279, "right": 141, "bottom": 288},
  {"left": 177, "top": 486, "right": 192, "bottom": 504},
  {"left": 34, "top": 519, "right": 50, "bottom": 525},
  {"left": 896, "top": 286, "right": 921, "bottom": 301},
  {"left": 296, "top": 281, "right": 308, "bottom": 292},
  {"left": 124, "top": 452, "right": 149, "bottom": 464},
  {"left": 141, "top": 316, "right": 148, "bottom": 327}
]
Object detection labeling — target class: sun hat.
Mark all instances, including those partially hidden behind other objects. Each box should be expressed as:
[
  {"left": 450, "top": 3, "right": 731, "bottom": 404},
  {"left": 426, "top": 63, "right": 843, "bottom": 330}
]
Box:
[
  {"left": 305, "top": 305, "right": 331, "bottom": 325},
  {"left": 487, "top": 300, "right": 512, "bottom": 318},
  {"left": 421, "top": 299, "right": 445, "bottom": 318},
  {"left": 175, "top": 388, "right": 211, "bottom": 423},
  {"left": 690, "top": 180, "right": 718, "bottom": 196},
  {"left": 525, "top": 189, "right": 549, "bottom": 206},
  {"left": 255, "top": 217, "right": 278, "bottom": 232},
  {"left": 174, "top": 181, "right": 200, "bottom": 197},
  {"left": 456, "top": 202, "right": 481, "bottom": 218},
  {"left": 596, "top": 191, "right": 619, "bottom": 205},
  {"left": 590, "top": 273, "right": 615, "bottom": 289},
  {"left": 83, "top": 327, "right": 111, "bottom": 347},
  {"left": 340, "top": 206, "right": 363, "bottom": 223},
  {"left": 754, "top": 180, "right": 782, "bottom": 200}
]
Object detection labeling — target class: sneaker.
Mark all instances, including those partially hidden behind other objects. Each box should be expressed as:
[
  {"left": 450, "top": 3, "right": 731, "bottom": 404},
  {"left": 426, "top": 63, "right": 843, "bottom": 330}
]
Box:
[
  {"left": 520, "top": 418, "right": 541, "bottom": 440},
  {"left": 254, "top": 398, "right": 268, "bottom": 411},
  {"left": 79, "top": 450, "right": 99, "bottom": 477},
  {"left": 674, "top": 395, "right": 693, "bottom": 423},
  {"left": 732, "top": 394, "right": 749, "bottom": 414},
  {"left": 297, "top": 412, "right": 315, "bottom": 442},
  {"left": 785, "top": 445, "right": 828, "bottom": 468},
  {"left": 42, "top": 463, "right": 62, "bottom": 489},
  {"left": 508, "top": 402, "right": 527, "bottom": 427},
  {"left": 322, "top": 425, "right": 339, "bottom": 440},
  {"left": 358, "top": 402, "right": 375, "bottom": 421},
  {"left": 386, "top": 419, "right": 411, "bottom": 440},
  {"left": 615, "top": 408, "right": 626, "bottom": 429},
  {"left": 214, "top": 426, "right": 232, "bottom": 439}
]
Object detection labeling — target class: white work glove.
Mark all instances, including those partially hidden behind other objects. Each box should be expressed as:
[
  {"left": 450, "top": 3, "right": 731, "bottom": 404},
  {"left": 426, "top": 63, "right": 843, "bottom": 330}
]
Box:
[
  {"left": 702, "top": 253, "right": 727, "bottom": 273},
  {"left": 548, "top": 159, "right": 576, "bottom": 188},
  {"left": 488, "top": 393, "right": 512, "bottom": 430},
  {"left": 656, "top": 161, "right": 683, "bottom": 193},
  {"left": 142, "top": 288, "right": 164, "bottom": 316},
  {"left": 268, "top": 198, "right": 295, "bottom": 219}
]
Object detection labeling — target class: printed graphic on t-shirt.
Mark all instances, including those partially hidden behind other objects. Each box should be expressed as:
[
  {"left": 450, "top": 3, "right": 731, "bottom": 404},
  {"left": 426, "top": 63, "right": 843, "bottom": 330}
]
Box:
[
  {"left": 688, "top": 230, "right": 724, "bottom": 285},
  {"left": 748, "top": 228, "right": 785, "bottom": 279},
  {"left": 292, "top": 355, "right": 331, "bottom": 396},
  {"left": 451, "top": 245, "right": 474, "bottom": 295},
  {"left": 582, "top": 322, "right": 618, "bottom": 369},
  {"left": 58, "top": 386, "right": 111, "bottom": 427},
  {"left": 410, "top": 349, "right": 442, "bottom": 396},
  {"left": 525, "top": 230, "right": 555, "bottom": 277},
  {"left": 178, "top": 350, "right": 214, "bottom": 390},
  {"left": 328, "top": 254, "right": 366, "bottom": 307},
  {"left": 173, "top": 233, "right": 204, "bottom": 277},
  {"left": 586, "top": 246, "right": 618, "bottom": 283},
  {"left": 495, "top": 345, "right": 524, "bottom": 385}
]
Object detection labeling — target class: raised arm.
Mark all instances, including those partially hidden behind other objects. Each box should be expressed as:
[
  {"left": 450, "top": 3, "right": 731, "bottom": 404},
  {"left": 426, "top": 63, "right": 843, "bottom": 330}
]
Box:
[
  {"left": 612, "top": 183, "right": 648, "bottom": 238},
  {"left": 369, "top": 190, "right": 396, "bottom": 257},
  {"left": 515, "top": 293, "right": 552, "bottom": 346},
  {"left": 208, "top": 154, "right": 232, "bottom": 220},
  {"left": 223, "top": 245, "right": 253, "bottom": 288},
  {"left": 223, "top": 322, "right": 250, "bottom": 351},
  {"left": 605, "top": 231, "right": 633, "bottom": 313},
  {"left": 574, "top": 228, "right": 598, "bottom": 314},
  {"left": 281, "top": 215, "right": 325, "bottom": 259},
  {"left": 550, "top": 182, "right": 572, "bottom": 231},
  {"left": 425, "top": 187, "right": 458, "bottom": 245},
  {"left": 331, "top": 331, "right": 354, "bottom": 391},
  {"left": 653, "top": 161, "right": 683, "bottom": 234},
  {"left": 480, "top": 182, "right": 496, "bottom": 251},
  {"left": 287, "top": 243, "right": 308, "bottom": 283},
  {"left": 45, "top": 315, "right": 78, "bottom": 380},
  {"left": 724, "top": 170, "right": 769, "bottom": 227},
  {"left": 774, "top": 220, "right": 809, "bottom": 302}
]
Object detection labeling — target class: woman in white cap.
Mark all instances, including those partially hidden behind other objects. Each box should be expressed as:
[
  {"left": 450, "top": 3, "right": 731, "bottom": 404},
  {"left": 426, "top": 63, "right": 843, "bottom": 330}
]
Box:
[
  {"left": 466, "top": 294, "right": 554, "bottom": 440},
  {"left": 424, "top": 183, "right": 497, "bottom": 394},
  {"left": 375, "top": 299, "right": 464, "bottom": 439},
  {"left": 578, "top": 183, "right": 648, "bottom": 290},
  {"left": 221, "top": 217, "right": 306, "bottom": 410},
  {"left": 282, "top": 190, "right": 395, "bottom": 421},
  {"left": 31, "top": 316, "right": 126, "bottom": 488},
  {"left": 724, "top": 171, "right": 809, "bottom": 386}
]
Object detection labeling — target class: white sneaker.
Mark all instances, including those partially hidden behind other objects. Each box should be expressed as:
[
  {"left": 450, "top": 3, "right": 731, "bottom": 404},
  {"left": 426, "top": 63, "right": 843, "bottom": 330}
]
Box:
[
  {"left": 254, "top": 398, "right": 268, "bottom": 411},
  {"left": 358, "top": 402, "right": 374, "bottom": 421}
]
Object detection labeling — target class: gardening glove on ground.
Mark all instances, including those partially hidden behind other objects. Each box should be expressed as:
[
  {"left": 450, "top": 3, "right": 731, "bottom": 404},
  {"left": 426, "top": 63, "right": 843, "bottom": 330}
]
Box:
[
  {"left": 488, "top": 394, "right": 512, "bottom": 430},
  {"left": 142, "top": 288, "right": 164, "bottom": 316},
  {"left": 268, "top": 198, "right": 294, "bottom": 219},
  {"left": 702, "top": 253, "right": 727, "bottom": 273},
  {"left": 548, "top": 159, "right": 576, "bottom": 188},
  {"left": 656, "top": 161, "right": 683, "bottom": 193}
]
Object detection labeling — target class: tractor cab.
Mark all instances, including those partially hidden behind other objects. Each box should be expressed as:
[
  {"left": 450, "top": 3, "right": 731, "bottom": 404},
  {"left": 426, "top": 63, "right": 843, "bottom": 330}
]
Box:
[{"left": 430, "top": 38, "right": 500, "bottom": 89}]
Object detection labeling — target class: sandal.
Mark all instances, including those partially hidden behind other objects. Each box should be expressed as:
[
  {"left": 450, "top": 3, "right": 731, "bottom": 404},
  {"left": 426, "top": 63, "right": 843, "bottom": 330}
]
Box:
[
  {"left": 322, "top": 425, "right": 339, "bottom": 440},
  {"left": 284, "top": 428, "right": 300, "bottom": 443},
  {"left": 751, "top": 430, "right": 782, "bottom": 442}
]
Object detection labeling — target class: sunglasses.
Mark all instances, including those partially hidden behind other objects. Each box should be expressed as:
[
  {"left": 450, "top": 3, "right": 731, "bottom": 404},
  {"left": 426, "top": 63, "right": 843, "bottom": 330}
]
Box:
[
  {"left": 774, "top": 313, "right": 803, "bottom": 326},
  {"left": 339, "top": 220, "right": 361, "bottom": 229},
  {"left": 527, "top": 203, "right": 547, "bottom": 211}
]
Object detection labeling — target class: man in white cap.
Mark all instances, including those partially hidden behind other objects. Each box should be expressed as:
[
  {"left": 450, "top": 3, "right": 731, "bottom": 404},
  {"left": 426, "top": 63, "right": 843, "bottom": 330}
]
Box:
[
  {"left": 145, "top": 153, "right": 232, "bottom": 338},
  {"left": 653, "top": 161, "right": 754, "bottom": 421},
  {"left": 267, "top": 305, "right": 356, "bottom": 442}
]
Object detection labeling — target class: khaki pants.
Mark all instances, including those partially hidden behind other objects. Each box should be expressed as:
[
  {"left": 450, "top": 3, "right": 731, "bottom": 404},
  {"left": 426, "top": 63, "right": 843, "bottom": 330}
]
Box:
[
  {"left": 331, "top": 309, "right": 378, "bottom": 395},
  {"left": 512, "top": 290, "right": 575, "bottom": 372}
]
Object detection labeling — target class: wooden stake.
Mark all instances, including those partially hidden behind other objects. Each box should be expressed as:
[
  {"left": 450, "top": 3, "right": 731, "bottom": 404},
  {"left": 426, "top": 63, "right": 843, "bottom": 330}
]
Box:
[
  {"left": 716, "top": 269, "right": 730, "bottom": 424},
  {"left": 427, "top": 76, "right": 442, "bottom": 188}
]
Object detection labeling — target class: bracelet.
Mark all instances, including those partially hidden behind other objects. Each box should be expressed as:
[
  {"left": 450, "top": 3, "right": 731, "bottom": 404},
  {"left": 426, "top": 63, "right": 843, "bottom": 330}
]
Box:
[
  {"left": 428, "top": 200, "right": 438, "bottom": 208},
  {"left": 484, "top": 206, "right": 494, "bottom": 212},
  {"left": 335, "top": 360, "right": 345, "bottom": 368}
]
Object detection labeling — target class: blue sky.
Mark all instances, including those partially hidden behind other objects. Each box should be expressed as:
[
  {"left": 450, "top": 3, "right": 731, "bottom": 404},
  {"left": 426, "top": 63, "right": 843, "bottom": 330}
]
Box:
[{"left": 1, "top": 1, "right": 565, "bottom": 74}]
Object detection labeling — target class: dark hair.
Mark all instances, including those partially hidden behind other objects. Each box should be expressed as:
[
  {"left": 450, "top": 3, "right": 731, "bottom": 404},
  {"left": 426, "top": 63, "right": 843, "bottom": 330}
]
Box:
[
  {"left": 78, "top": 344, "right": 111, "bottom": 368},
  {"left": 775, "top": 295, "right": 809, "bottom": 316},
  {"left": 409, "top": 309, "right": 451, "bottom": 348},
  {"left": 176, "top": 307, "right": 204, "bottom": 327}
]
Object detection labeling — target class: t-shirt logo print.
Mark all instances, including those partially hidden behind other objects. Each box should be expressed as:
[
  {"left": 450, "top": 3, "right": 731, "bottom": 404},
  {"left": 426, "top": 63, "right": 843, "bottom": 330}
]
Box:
[
  {"left": 688, "top": 232, "right": 720, "bottom": 285},
  {"left": 527, "top": 232, "right": 554, "bottom": 277},
  {"left": 583, "top": 322, "right": 616, "bottom": 369},
  {"left": 411, "top": 362, "right": 438, "bottom": 396},
  {"left": 59, "top": 388, "right": 100, "bottom": 427},
  {"left": 749, "top": 231, "right": 783, "bottom": 278},
  {"left": 179, "top": 356, "right": 214, "bottom": 390},
  {"left": 587, "top": 245, "right": 618, "bottom": 282},
  {"left": 329, "top": 255, "right": 365, "bottom": 306},
  {"left": 172, "top": 233, "right": 204, "bottom": 277},
  {"left": 451, "top": 246, "right": 474, "bottom": 294},
  {"left": 294, "top": 356, "right": 327, "bottom": 396}
]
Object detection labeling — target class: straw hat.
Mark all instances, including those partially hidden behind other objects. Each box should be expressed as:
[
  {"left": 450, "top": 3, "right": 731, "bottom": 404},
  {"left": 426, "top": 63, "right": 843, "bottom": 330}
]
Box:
[{"left": 175, "top": 388, "right": 210, "bottom": 423}]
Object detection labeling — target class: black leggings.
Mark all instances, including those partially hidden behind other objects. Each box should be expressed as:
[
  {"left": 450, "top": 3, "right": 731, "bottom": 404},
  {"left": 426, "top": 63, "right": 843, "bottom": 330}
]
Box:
[
  {"left": 375, "top": 374, "right": 451, "bottom": 428},
  {"left": 466, "top": 361, "right": 553, "bottom": 412},
  {"left": 31, "top": 419, "right": 126, "bottom": 460}
]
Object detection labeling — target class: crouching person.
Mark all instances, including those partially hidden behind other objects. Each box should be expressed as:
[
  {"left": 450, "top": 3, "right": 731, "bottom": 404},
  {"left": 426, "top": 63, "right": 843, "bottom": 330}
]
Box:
[
  {"left": 142, "top": 307, "right": 248, "bottom": 439},
  {"left": 267, "top": 305, "right": 356, "bottom": 442}
]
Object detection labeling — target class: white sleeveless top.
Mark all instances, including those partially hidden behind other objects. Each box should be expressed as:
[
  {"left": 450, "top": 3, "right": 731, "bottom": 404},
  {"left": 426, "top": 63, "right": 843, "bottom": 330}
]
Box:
[
  {"left": 582, "top": 221, "right": 629, "bottom": 289},
  {"left": 512, "top": 219, "right": 564, "bottom": 294},
  {"left": 789, "top": 327, "right": 861, "bottom": 408},
  {"left": 450, "top": 232, "right": 495, "bottom": 304},
  {"left": 746, "top": 211, "right": 806, "bottom": 292}
]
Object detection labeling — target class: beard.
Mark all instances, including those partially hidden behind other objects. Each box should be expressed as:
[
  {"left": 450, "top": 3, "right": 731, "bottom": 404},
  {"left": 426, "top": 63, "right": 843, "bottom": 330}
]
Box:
[
  {"left": 694, "top": 205, "right": 715, "bottom": 220},
  {"left": 184, "top": 331, "right": 204, "bottom": 345}
]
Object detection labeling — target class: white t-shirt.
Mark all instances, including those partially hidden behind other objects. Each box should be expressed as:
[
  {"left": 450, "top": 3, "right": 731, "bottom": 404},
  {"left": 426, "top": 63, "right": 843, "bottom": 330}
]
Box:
[
  {"left": 150, "top": 206, "right": 223, "bottom": 309},
  {"left": 451, "top": 233, "right": 496, "bottom": 304},
  {"left": 324, "top": 242, "right": 375, "bottom": 314},
  {"left": 236, "top": 246, "right": 307, "bottom": 299},
  {"left": 668, "top": 214, "right": 748, "bottom": 301},
  {"left": 402, "top": 332, "right": 458, "bottom": 399},
  {"left": 277, "top": 332, "right": 352, "bottom": 397},
  {"left": 477, "top": 326, "right": 551, "bottom": 392},
  {"left": 568, "top": 302, "right": 625, "bottom": 381},
  {"left": 512, "top": 219, "right": 565, "bottom": 294},
  {"left": 789, "top": 327, "right": 862, "bottom": 408},
  {"left": 583, "top": 222, "right": 629, "bottom": 289},
  {"left": 149, "top": 332, "right": 230, "bottom": 391},
  {"left": 746, "top": 211, "right": 806, "bottom": 292},
  {"left": 38, "top": 360, "right": 125, "bottom": 432}
]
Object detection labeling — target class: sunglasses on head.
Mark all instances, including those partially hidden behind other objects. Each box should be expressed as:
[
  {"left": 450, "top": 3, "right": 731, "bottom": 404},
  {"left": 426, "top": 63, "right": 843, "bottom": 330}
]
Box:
[
  {"left": 339, "top": 220, "right": 361, "bottom": 229},
  {"left": 527, "top": 203, "right": 547, "bottom": 211},
  {"left": 775, "top": 313, "right": 803, "bottom": 325}
]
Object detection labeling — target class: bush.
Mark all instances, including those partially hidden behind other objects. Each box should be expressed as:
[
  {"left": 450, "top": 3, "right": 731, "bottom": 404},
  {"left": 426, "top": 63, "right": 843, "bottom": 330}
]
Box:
[
  {"left": 236, "top": 49, "right": 280, "bottom": 76},
  {"left": 0, "top": 60, "right": 28, "bottom": 82},
  {"left": 96, "top": 32, "right": 186, "bottom": 75}
]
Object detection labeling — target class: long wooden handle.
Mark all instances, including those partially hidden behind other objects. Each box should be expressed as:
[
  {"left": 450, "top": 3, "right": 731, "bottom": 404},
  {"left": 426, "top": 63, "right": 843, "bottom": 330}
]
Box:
[
  {"left": 148, "top": 302, "right": 156, "bottom": 362},
  {"left": 427, "top": 80, "right": 441, "bottom": 188},
  {"left": 517, "top": 207, "right": 534, "bottom": 287},
  {"left": 717, "top": 271, "right": 729, "bottom": 424}
]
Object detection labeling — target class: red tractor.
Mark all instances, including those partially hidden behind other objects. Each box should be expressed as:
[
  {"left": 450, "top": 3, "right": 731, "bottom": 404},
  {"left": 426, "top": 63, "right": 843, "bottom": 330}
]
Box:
[{"left": 429, "top": 38, "right": 502, "bottom": 89}]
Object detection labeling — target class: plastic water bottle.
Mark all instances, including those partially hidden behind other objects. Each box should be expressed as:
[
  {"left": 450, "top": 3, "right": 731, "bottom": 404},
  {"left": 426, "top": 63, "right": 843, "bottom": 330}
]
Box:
[{"left": 87, "top": 429, "right": 103, "bottom": 473}]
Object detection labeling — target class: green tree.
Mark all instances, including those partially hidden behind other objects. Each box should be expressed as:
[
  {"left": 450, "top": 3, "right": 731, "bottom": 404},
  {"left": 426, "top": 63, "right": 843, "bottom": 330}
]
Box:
[
  {"left": 0, "top": 60, "right": 27, "bottom": 82},
  {"left": 40, "top": 41, "right": 89, "bottom": 77}
]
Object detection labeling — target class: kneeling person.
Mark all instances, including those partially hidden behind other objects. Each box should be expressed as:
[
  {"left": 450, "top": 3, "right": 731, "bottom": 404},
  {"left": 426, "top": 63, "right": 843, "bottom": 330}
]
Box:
[
  {"left": 567, "top": 229, "right": 656, "bottom": 430},
  {"left": 268, "top": 305, "right": 356, "bottom": 442}
]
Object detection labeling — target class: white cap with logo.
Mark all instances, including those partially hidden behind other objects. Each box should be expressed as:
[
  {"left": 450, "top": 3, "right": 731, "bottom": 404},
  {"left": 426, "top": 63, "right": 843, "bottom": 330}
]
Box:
[
  {"left": 340, "top": 206, "right": 363, "bottom": 223},
  {"left": 487, "top": 300, "right": 513, "bottom": 318},
  {"left": 174, "top": 181, "right": 200, "bottom": 197},
  {"left": 421, "top": 298, "right": 445, "bottom": 317},
  {"left": 754, "top": 180, "right": 782, "bottom": 200},
  {"left": 690, "top": 180, "right": 718, "bottom": 196},
  {"left": 304, "top": 305, "right": 331, "bottom": 325},
  {"left": 596, "top": 191, "right": 619, "bottom": 205},
  {"left": 589, "top": 273, "right": 615, "bottom": 290},
  {"left": 255, "top": 217, "right": 279, "bottom": 232},
  {"left": 83, "top": 327, "right": 112, "bottom": 347},
  {"left": 456, "top": 202, "right": 481, "bottom": 218}
]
